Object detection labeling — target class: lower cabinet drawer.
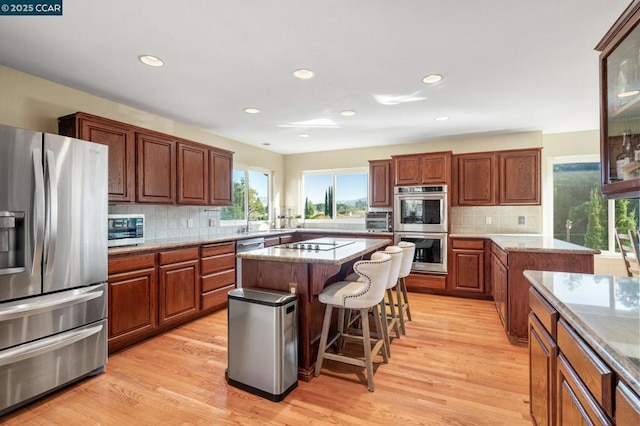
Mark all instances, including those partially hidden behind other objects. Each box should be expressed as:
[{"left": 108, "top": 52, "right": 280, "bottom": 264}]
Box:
[
  {"left": 405, "top": 273, "right": 446, "bottom": 291},
  {"left": 616, "top": 382, "right": 640, "bottom": 425},
  {"left": 557, "top": 354, "right": 613, "bottom": 425},
  {"left": 557, "top": 319, "right": 614, "bottom": 417},
  {"left": 201, "top": 253, "right": 235, "bottom": 275},
  {"left": 202, "top": 284, "right": 234, "bottom": 311},
  {"left": 202, "top": 270, "right": 235, "bottom": 292}
]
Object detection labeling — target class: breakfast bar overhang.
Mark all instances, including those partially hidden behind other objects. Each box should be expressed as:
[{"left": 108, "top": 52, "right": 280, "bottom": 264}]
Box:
[{"left": 236, "top": 237, "right": 391, "bottom": 381}]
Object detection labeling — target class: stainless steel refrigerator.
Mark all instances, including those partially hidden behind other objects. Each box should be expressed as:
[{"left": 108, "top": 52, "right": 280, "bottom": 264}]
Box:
[{"left": 0, "top": 124, "right": 108, "bottom": 416}]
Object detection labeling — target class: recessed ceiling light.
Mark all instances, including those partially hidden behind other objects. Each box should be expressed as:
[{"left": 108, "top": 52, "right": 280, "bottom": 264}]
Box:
[
  {"left": 298, "top": 133, "right": 310, "bottom": 138},
  {"left": 138, "top": 55, "right": 164, "bottom": 67},
  {"left": 435, "top": 116, "right": 449, "bottom": 121},
  {"left": 341, "top": 110, "right": 356, "bottom": 116},
  {"left": 422, "top": 74, "right": 442, "bottom": 84},
  {"left": 262, "top": 143, "right": 271, "bottom": 146},
  {"left": 293, "top": 69, "right": 314, "bottom": 80},
  {"left": 244, "top": 107, "right": 260, "bottom": 114}
]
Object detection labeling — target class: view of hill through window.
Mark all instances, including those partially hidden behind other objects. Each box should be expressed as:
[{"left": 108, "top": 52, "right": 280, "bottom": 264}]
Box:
[{"left": 303, "top": 172, "right": 367, "bottom": 220}]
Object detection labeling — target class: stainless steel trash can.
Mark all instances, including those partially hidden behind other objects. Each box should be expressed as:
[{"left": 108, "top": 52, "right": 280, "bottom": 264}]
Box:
[{"left": 226, "top": 288, "right": 298, "bottom": 401}]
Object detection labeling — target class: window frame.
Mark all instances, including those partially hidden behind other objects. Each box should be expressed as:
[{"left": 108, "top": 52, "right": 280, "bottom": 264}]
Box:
[
  {"left": 300, "top": 167, "right": 368, "bottom": 223},
  {"left": 546, "top": 154, "right": 618, "bottom": 254},
  {"left": 220, "top": 165, "right": 272, "bottom": 226}
]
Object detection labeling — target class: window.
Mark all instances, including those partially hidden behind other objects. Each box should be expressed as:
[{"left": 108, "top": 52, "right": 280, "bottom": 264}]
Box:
[
  {"left": 221, "top": 168, "right": 270, "bottom": 223},
  {"left": 551, "top": 155, "right": 639, "bottom": 252},
  {"left": 302, "top": 169, "right": 368, "bottom": 221}
]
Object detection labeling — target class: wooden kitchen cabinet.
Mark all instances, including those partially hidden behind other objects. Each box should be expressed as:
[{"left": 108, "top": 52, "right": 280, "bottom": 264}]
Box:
[
  {"left": 616, "top": 382, "right": 640, "bottom": 425},
  {"left": 158, "top": 247, "right": 200, "bottom": 326},
  {"left": 529, "top": 284, "right": 639, "bottom": 426},
  {"left": 454, "top": 153, "right": 497, "bottom": 206},
  {"left": 499, "top": 149, "right": 541, "bottom": 205},
  {"left": 200, "top": 242, "right": 235, "bottom": 311},
  {"left": 528, "top": 287, "right": 559, "bottom": 426},
  {"left": 58, "top": 112, "right": 136, "bottom": 203},
  {"left": 492, "top": 242, "right": 594, "bottom": 344},
  {"left": 392, "top": 151, "right": 451, "bottom": 186},
  {"left": 595, "top": 3, "right": 640, "bottom": 199},
  {"left": 491, "top": 244, "right": 508, "bottom": 326},
  {"left": 453, "top": 148, "right": 541, "bottom": 206},
  {"left": 58, "top": 112, "right": 234, "bottom": 206},
  {"left": 209, "top": 148, "right": 233, "bottom": 205},
  {"left": 368, "top": 159, "right": 393, "bottom": 208},
  {"left": 107, "top": 252, "right": 157, "bottom": 353},
  {"left": 449, "top": 238, "right": 487, "bottom": 294},
  {"left": 177, "top": 141, "right": 208, "bottom": 205},
  {"left": 136, "top": 132, "right": 176, "bottom": 204}
]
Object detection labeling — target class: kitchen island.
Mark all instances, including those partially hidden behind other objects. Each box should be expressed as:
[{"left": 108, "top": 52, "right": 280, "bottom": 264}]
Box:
[
  {"left": 524, "top": 270, "right": 639, "bottom": 424},
  {"left": 236, "top": 237, "right": 391, "bottom": 380}
]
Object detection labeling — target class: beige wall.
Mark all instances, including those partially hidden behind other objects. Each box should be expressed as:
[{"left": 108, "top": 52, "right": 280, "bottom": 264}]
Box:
[
  {"left": 1, "top": 64, "right": 603, "bottom": 227},
  {"left": 0, "top": 65, "right": 286, "bottom": 209}
]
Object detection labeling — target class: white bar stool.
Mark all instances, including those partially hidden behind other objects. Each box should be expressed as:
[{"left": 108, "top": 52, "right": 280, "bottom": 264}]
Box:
[
  {"left": 379, "top": 246, "right": 403, "bottom": 356},
  {"left": 396, "top": 241, "right": 416, "bottom": 334},
  {"left": 314, "top": 251, "right": 392, "bottom": 392}
]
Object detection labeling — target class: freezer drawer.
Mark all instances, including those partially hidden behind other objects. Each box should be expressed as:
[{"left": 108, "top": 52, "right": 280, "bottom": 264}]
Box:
[
  {"left": 0, "top": 319, "right": 107, "bottom": 416},
  {"left": 0, "top": 283, "right": 107, "bottom": 351}
]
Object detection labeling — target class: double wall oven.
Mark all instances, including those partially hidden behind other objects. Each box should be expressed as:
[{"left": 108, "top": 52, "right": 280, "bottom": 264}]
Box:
[{"left": 393, "top": 185, "right": 448, "bottom": 274}]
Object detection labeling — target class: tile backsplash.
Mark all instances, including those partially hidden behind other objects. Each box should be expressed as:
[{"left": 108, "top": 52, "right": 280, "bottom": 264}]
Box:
[
  {"left": 110, "top": 204, "right": 542, "bottom": 239},
  {"left": 109, "top": 205, "right": 237, "bottom": 240},
  {"left": 450, "top": 206, "right": 542, "bottom": 234}
]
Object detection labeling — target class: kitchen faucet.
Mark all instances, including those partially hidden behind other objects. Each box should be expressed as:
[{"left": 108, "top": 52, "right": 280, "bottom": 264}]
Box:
[{"left": 246, "top": 209, "right": 260, "bottom": 233}]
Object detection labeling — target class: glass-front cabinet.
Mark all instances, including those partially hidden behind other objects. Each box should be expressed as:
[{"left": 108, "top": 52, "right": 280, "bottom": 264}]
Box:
[{"left": 597, "top": 2, "right": 640, "bottom": 199}]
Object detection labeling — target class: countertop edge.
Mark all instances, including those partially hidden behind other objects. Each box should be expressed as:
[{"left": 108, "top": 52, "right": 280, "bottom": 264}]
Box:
[
  {"left": 524, "top": 270, "right": 640, "bottom": 396},
  {"left": 450, "top": 233, "right": 599, "bottom": 255}
]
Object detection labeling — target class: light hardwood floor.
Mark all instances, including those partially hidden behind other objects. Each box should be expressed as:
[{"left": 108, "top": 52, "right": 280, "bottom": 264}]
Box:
[{"left": 2, "top": 293, "right": 532, "bottom": 425}]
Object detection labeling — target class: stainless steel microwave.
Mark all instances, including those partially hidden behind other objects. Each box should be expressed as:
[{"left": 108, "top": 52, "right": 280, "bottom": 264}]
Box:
[
  {"left": 365, "top": 211, "right": 392, "bottom": 232},
  {"left": 108, "top": 214, "right": 144, "bottom": 247}
]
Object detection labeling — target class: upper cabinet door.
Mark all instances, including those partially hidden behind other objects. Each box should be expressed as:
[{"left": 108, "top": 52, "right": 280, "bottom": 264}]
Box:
[
  {"left": 368, "top": 159, "right": 393, "bottom": 208},
  {"left": 177, "top": 142, "right": 208, "bottom": 205},
  {"left": 421, "top": 152, "right": 451, "bottom": 185},
  {"left": 209, "top": 149, "right": 233, "bottom": 206},
  {"left": 499, "top": 149, "right": 541, "bottom": 205},
  {"left": 136, "top": 132, "right": 176, "bottom": 204},
  {"left": 456, "top": 153, "right": 497, "bottom": 206},
  {"left": 58, "top": 113, "right": 135, "bottom": 203},
  {"left": 596, "top": 4, "right": 640, "bottom": 199},
  {"left": 393, "top": 152, "right": 452, "bottom": 186},
  {"left": 394, "top": 156, "right": 421, "bottom": 185}
]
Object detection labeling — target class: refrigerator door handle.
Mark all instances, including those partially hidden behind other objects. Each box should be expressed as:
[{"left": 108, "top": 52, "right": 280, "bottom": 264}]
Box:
[
  {"left": 0, "top": 322, "right": 104, "bottom": 367},
  {"left": 44, "top": 149, "right": 58, "bottom": 276},
  {"left": 0, "top": 287, "right": 104, "bottom": 321},
  {"left": 32, "top": 149, "right": 45, "bottom": 278}
]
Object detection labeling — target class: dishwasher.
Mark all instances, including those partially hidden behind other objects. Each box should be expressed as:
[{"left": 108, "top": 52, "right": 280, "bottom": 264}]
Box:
[{"left": 235, "top": 237, "right": 265, "bottom": 287}]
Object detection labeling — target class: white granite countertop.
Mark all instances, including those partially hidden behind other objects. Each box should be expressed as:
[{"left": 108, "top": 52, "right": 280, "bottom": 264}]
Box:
[
  {"left": 524, "top": 270, "right": 640, "bottom": 395},
  {"left": 236, "top": 237, "right": 391, "bottom": 265},
  {"left": 450, "top": 233, "right": 599, "bottom": 254}
]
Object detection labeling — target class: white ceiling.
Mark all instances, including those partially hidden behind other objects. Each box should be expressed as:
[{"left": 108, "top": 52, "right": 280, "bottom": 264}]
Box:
[{"left": 0, "top": 0, "right": 631, "bottom": 154}]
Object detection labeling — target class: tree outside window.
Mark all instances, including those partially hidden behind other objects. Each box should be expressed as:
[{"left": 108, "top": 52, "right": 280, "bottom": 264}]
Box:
[
  {"left": 221, "top": 169, "right": 269, "bottom": 222},
  {"left": 553, "top": 160, "right": 638, "bottom": 251},
  {"left": 302, "top": 171, "right": 367, "bottom": 220}
]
